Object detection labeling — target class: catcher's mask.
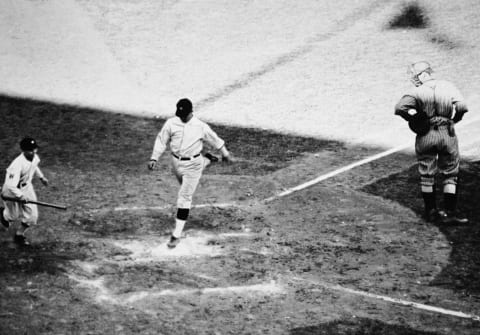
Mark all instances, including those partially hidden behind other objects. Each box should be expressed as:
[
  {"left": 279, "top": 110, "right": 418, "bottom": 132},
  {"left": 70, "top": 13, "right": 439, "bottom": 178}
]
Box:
[
  {"left": 175, "top": 98, "right": 193, "bottom": 120},
  {"left": 408, "top": 61, "right": 432, "bottom": 87}
]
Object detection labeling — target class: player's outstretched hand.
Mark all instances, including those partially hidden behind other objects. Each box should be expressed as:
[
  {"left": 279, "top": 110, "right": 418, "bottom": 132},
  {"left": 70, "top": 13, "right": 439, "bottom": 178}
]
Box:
[
  {"left": 148, "top": 160, "right": 157, "bottom": 170},
  {"left": 222, "top": 154, "right": 236, "bottom": 163},
  {"left": 40, "top": 177, "right": 49, "bottom": 186}
]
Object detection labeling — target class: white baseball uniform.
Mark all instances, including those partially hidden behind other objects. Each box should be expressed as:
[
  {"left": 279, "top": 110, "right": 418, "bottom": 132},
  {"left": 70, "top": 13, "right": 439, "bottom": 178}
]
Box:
[
  {"left": 2, "top": 153, "right": 45, "bottom": 225},
  {"left": 151, "top": 116, "right": 225, "bottom": 208}
]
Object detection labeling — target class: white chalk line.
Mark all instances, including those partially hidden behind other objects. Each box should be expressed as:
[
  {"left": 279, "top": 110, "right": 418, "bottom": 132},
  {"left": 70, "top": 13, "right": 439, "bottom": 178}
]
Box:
[
  {"left": 124, "top": 280, "right": 283, "bottom": 304},
  {"left": 265, "top": 115, "right": 480, "bottom": 202},
  {"left": 293, "top": 277, "right": 480, "bottom": 321},
  {"left": 68, "top": 271, "right": 282, "bottom": 305},
  {"left": 114, "top": 202, "right": 238, "bottom": 212},
  {"left": 68, "top": 274, "right": 117, "bottom": 304},
  {"left": 110, "top": 117, "right": 480, "bottom": 211},
  {"left": 264, "top": 144, "right": 410, "bottom": 202},
  {"left": 113, "top": 146, "right": 412, "bottom": 211}
]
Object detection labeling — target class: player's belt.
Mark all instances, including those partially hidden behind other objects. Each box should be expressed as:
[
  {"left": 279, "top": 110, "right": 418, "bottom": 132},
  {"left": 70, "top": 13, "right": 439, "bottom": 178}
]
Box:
[{"left": 172, "top": 153, "right": 201, "bottom": 161}]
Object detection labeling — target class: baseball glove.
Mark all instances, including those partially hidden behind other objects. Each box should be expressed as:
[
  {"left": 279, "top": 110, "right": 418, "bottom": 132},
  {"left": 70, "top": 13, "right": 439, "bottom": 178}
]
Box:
[{"left": 408, "top": 111, "right": 430, "bottom": 136}]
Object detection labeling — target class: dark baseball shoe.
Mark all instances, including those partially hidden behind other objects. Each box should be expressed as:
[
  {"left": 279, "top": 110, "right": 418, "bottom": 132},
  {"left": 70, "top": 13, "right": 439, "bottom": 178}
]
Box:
[
  {"left": 439, "top": 211, "right": 470, "bottom": 225},
  {"left": 204, "top": 152, "right": 219, "bottom": 163},
  {"left": 14, "top": 234, "right": 30, "bottom": 246},
  {"left": 0, "top": 208, "right": 10, "bottom": 229},
  {"left": 167, "top": 235, "right": 180, "bottom": 248},
  {"left": 424, "top": 208, "right": 441, "bottom": 223}
]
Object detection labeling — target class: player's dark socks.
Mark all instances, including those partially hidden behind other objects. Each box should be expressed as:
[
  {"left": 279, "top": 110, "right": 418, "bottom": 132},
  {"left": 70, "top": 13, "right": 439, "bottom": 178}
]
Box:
[
  {"left": 421, "top": 192, "right": 437, "bottom": 222},
  {"left": 441, "top": 193, "right": 469, "bottom": 225},
  {"left": 443, "top": 193, "right": 457, "bottom": 212},
  {"left": 177, "top": 208, "right": 189, "bottom": 220},
  {"left": 14, "top": 234, "right": 30, "bottom": 246}
]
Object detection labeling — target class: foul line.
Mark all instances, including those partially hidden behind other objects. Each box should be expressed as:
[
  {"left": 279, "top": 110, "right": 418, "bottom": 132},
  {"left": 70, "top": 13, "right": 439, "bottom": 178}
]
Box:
[
  {"left": 264, "top": 115, "right": 480, "bottom": 203},
  {"left": 293, "top": 277, "right": 480, "bottom": 322},
  {"left": 113, "top": 117, "right": 480, "bottom": 211},
  {"left": 264, "top": 144, "right": 410, "bottom": 202}
]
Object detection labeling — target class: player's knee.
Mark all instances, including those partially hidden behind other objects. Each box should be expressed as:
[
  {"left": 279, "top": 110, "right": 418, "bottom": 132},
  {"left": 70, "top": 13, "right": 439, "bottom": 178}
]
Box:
[
  {"left": 176, "top": 208, "right": 190, "bottom": 220},
  {"left": 177, "top": 196, "right": 192, "bottom": 208}
]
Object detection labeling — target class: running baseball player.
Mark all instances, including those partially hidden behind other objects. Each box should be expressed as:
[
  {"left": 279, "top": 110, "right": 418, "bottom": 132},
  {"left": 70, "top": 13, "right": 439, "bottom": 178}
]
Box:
[
  {"left": 1, "top": 137, "right": 49, "bottom": 245},
  {"left": 148, "top": 98, "right": 235, "bottom": 248},
  {"left": 394, "top": 61, "right": 469, "bottom": 224}
]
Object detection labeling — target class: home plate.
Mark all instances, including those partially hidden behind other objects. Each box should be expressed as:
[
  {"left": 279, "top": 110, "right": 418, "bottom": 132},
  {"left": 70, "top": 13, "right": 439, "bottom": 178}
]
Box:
[{"left": 111, "top": 231, "right": 239, "bottom": 261}]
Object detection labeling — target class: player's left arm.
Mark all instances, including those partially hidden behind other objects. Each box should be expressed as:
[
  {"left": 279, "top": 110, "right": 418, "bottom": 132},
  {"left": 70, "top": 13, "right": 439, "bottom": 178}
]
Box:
[
  {"left": 148, "top": 121, "right": 171, "bottom": 170},
  {"left": 452, "top": 101, "right": 468, "bottom": 123},
  {"left": 203, "top": 124, "right": 235, "bottom": 162},
  {"left": 35, "top": 166, "right": 48, "bottom": 186}
]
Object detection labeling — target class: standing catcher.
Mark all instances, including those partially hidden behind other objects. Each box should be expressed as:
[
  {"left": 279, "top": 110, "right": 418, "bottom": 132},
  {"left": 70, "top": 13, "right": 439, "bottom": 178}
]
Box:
[
  {"left": 148, "top": 98, "right": 235, "bottom": 248},
  {"left": 1, "top": 137, "right": 49, "bottom": 245},
  {"left": 394, "top": 61, "right": 469, "bottom": 224}
]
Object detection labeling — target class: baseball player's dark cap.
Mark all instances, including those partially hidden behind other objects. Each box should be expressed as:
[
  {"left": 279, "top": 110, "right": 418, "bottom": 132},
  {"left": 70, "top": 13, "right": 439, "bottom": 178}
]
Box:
[
  {"left": 176, "top": 98, "right": 193, "bottom": 118},
  {"left": 20, "top": 137, "right": 38, "bottom": 151}
]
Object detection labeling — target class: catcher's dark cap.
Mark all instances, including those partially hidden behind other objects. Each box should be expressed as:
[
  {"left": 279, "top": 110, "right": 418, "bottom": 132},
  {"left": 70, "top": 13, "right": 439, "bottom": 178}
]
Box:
[
  {"left": 20, "top": 137, "right": 38, "bottom": 151},
  {"left": 176, "top": 98, "right": 193, "bottom": 118}
]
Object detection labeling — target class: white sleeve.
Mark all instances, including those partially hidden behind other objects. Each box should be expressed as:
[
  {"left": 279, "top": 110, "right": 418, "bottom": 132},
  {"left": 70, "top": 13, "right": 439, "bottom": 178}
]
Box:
[
  {"left": 35, "top": 166, "right": 45, "bottom": 179},
  {"left": 150, "top": 121, "right": 171, "bottom": 161},
  {"left": 202, "top": 123, "right": 225, "bottom": 150}
]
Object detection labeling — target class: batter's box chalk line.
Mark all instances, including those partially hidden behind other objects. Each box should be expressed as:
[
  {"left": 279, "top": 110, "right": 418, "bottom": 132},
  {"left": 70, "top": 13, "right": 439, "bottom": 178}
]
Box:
[
  {"left": 113, "top": 202, "right": 239, "bottom": 212},
  {"left": 68, "top": 270, "right": 283, "bottom": 306},
  {"left": 123, "top": 281, "right": 284, "bottom": 304},
  {"left": 292, "top": 277, "right": 480, "bottom": 322}
]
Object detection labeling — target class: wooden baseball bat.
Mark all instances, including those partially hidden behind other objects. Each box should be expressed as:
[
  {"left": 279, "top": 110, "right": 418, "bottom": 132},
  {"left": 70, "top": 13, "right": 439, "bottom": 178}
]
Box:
[{"left": 1, "top": 196, "right": 68, "bottom": 210}]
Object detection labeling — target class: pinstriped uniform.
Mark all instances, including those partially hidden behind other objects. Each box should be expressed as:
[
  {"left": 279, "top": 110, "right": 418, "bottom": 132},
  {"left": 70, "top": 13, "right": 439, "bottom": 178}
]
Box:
[{"left": 396, "top": 79, "right": 464, "bottom": 187}]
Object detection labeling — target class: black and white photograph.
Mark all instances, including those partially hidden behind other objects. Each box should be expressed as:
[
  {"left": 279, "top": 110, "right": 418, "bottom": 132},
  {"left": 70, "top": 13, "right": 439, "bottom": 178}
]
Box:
[{"left": 1, "top": 0, "right": 479, "bottom": 334}]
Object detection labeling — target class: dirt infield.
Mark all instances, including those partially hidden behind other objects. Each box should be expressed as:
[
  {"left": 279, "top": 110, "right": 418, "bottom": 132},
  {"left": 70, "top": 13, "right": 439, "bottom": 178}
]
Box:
[{"left": 1, "top": 96, "right": 479, "bottom": 334}]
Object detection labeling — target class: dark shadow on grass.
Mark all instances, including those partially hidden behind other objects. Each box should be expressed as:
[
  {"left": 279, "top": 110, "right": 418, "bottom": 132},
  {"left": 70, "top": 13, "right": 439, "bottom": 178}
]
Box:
[
  {"left": 291, "top": 318, "right": 440, "bottom": 335},
  {"left": 362, "top": 161, "right": 480, "bottom": 295}
]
